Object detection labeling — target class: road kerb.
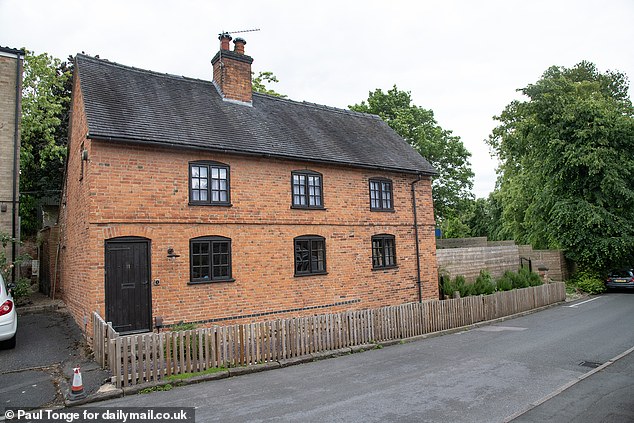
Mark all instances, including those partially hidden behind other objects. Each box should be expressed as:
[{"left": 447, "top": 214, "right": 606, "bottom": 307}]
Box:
[{"left": 503, "top": 345, "right": 634, "bottom": 422}]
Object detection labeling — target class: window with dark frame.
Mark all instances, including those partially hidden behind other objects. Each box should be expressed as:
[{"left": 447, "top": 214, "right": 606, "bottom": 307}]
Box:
[
  {"left": 291, "top": 171, "right": 323, "bottom": 208},
  {"left": 189, "top": 162, "right": 230, "bottom": 205},
  {"left": 369, "top": 178, "right": 393, "bottom": 211},
  {"left": 372, "top": 234, "right": 397, "bottom": 269},
  {"left": 190, "top": 236, "right": 233, "bottom": 283},
  {"left": 294, "top": 235, "right": 326, "bottom": 275}
]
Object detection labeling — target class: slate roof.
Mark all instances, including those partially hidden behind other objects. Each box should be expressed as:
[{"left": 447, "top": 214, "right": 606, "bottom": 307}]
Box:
[
  {"left": 0, "top": 46, "right": 24, "bottom": 56},
  {"left": 76, "top": 54, "right": 435, "bottom": 175}
]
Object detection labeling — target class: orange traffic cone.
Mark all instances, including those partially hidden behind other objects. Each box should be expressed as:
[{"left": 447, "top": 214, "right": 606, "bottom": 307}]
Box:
[{"left": 68, "top": 366, "right": 86, "bottom": 400}]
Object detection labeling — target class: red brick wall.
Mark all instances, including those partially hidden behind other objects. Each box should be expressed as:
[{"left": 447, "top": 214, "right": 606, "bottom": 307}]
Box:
[
  {"left": 59, "top": 77, "right": 438, "bottom": 333},
  {"left": 212, "top": 54, "right": 252, "bottom": 103},
  {"left": 58, "top": 72, "right": 97, "bottom": 333}
]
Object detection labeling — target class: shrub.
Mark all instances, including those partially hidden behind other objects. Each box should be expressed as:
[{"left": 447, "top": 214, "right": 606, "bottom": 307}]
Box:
[
  {"left": 509, "top": 271, "right": 529, "bottom": 289},
  {"left": 520, "top": 267, "right": 543, "bottom": 287},
  {"left": 574, "top": 269, "right": 606, "bottom": 294},
  {"left": 440, "top": 274, "right": 454, "bottom": 297},
  {"left": 495, "top": 272, "right": 514, "bottom": 291},
  {"left": 12, "top": 277, "right": 32, "bottom": 303},
  {"left": 472, "top": 270, "right": 496, "bottom": 295},
  {"left": 453, "top": 275, "right": 474, "bottom": 297},
  {"left": 171, "top": 322, "right": 197, "bottom": 332}
]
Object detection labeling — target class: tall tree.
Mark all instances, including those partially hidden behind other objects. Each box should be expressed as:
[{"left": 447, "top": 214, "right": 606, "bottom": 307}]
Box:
[
  {"left": 252, "top": 71, "right": 286, "bottom": 98},
  {"left": 350, "top": 86, "right": 475, "bottom": 230},
  {"left": 487, "top": 61, "right": 634, "bottom": 271},
  {"left": 20, "top": 51, "right": 72, "bottom": 234}
]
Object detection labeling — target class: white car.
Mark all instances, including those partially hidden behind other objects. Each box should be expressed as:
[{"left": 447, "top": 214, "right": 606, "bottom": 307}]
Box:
[{"left": 0, "top": 273, "right": 17, "bottom": 349}]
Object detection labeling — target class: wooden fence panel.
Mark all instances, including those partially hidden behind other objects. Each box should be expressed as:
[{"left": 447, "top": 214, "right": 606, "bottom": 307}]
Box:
[{"left": 99, "top": 283, "right": 566, "bottom": 387}]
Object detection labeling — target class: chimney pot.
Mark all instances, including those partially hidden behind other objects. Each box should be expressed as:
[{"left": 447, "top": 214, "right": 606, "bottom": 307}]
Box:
[
  {"left": 233, "top": 37, "right": 246, "bottom": 54},
  {"left": 218, "top": 32, "right": 232, "bottom": 51},
  {"left": 212, "top": 34, "right": 253, "bottom": 104}
]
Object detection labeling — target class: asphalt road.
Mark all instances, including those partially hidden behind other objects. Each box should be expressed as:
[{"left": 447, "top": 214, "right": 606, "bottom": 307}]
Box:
[
  {"left": 0, "top": 310, "right": 108, "bottom": 408},
  {"left": 93, "top": 292, "right": 634, "bottom": 422}
]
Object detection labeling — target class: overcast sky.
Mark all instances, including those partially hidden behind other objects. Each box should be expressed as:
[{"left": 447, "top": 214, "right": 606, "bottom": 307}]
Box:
[{"left": 1, "top": 0, "right": 632, "bottom": 198}]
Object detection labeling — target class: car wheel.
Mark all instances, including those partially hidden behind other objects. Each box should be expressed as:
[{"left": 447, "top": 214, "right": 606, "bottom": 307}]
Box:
[{"left": 1, "top": 334, "right": 16, "bottom": 349}]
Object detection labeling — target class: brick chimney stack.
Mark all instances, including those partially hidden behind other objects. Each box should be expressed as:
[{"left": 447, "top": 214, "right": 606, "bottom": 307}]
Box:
[{"left": 212, "top": 33, "right": 253, "bottom": 104}]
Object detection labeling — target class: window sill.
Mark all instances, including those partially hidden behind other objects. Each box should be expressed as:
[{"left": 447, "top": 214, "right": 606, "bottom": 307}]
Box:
[
  {"left": 188, "top": 278, "right": 236, "bottom": 285},
  {"left": 372, "top": 266, "right": 399, "bottom": 271},
  {"left": 291, "top": 205, "right": 327, "bottom": 210},
  {"left": 370, "top": 208, "right": 395, "bottom": 213},
  {"left": 294, "top": 271, "right": 328, "bottom": 277},
  {"left": 189, "top": 202, "right": 233, "bottom": 207}
]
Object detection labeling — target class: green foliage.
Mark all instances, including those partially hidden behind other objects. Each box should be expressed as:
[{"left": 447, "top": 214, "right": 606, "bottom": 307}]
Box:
[
  {"left": 441, "top": 274, "right": 467, "bottom": 297},
  {"left": 454, "top": 275, "right": 472, "bottom": 297},
  {"left": 170, "top": 322, "right": 197, "bottom": 331},
  {"left": 0, "top": 232, "right": 30, "bottom": 281},
  {"left": 439, "top": 215, "right": 472, "bottom": 239},
  {"left": 21, "top": 51, "right": 72, "bottom": 234},
  {"left": 12, "top": 278, "right": 32, "bottom": 303},
  {"left": 252, "top": 71, "right": 286, "bottom": 98},
  {"left": 464, "top": 193, "right": 505, "bottom": 240},
  {"left": 440, "top": 274, "right": 454, "bottom": 296},
  {"left": 510, "top": 271, "right": 529, "bottom": 289},
  {"left": 495, "top": 272, "right": 514, "bottom": 291},
  {"left": 139, "top": 384, "right": 173, "bottom": 394},
  {"left": 519, "top": 267, "right": 543, "bottom": 287},
  {"left": 166, "top": 322, "right": 201, "bottom": 359},
  {"left": 487, "top": 61, "right": 634, "bottom": 272},
  {"left": 165, "top": 366, "right": 227, "bottom": 382},
  {"left": 572, "top": 269, "right": 606, "bottom": 294},
  {"left": 473, "top": 270, "right": 496, "bottom": 295},
  {"left": 443, "top": 268, "right": 543, "bottom": 299},
  {"left": 350, "top": 86, "right": 475, "bottom": 227}
]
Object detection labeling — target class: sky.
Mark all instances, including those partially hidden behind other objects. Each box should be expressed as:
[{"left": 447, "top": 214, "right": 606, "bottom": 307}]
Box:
[{"left": 1, "top": 0, "right": 633, "bottom": 198}]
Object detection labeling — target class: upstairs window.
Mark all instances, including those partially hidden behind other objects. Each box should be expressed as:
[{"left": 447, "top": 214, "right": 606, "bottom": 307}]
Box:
[
  {"left": 189, "top": 162, "right": 230, "bottom": 205},
  {"left": 369, "top": 178, "right": 393, "bottom": 211},
  {"left": 190, "top": 236, "right": 233, "bottom": 283},
  {"left": 294, "top": 235, "right": 326, "bottom": 276},
  {"left": 292, "top": 170, "right": 323, "bottom": 209},
  {"left": 372, "top": 234, "right": 397, "bottom": 269}
]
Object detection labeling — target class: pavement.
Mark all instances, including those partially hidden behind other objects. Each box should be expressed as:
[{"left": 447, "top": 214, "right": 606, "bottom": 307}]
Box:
[
  {"left": 0, "top": 291, "right": 110, "bottom": 409},
  {"left": 509, "top": 345, "right": 634, "bottom": 422}
]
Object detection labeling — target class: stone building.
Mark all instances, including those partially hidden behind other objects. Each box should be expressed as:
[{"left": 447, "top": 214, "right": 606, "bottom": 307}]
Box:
[{"left": 0, "top": 46, "right": 24, "bottom": 282}]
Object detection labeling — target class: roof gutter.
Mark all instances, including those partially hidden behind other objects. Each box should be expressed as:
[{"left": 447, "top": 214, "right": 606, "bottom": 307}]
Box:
[
  {"left": 11, "top": 51, "right": 23, "bottom": 283},
  {"left": 411, "top": 173, "right": 423, "bottom": 303}
]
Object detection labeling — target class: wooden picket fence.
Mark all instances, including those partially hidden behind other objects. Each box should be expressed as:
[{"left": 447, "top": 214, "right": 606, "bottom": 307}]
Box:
[{"left": 92, "top": 282, "right": 565, "bottom": 388}]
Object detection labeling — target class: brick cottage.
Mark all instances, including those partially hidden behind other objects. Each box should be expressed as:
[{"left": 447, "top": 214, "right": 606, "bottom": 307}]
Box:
[{"left": 58, "top": 34, "right": 438, "bottom": 334}]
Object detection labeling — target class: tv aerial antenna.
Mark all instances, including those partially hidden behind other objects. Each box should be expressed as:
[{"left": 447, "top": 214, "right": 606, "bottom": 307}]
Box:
[
  {"left": 219, "top": 28, "right": 261, "bottom": 37},
  {"left": 216, "top": 28, "right": 260, "bottom": 83}
]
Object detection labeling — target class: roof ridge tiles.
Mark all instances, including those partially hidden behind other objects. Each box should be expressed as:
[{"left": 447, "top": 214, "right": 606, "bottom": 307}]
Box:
[
  {"left": 75, "top": 53, "right": 211, "bottom": 85},
  {"left": 251, "top": 92, "right": 380, "bottom": 119}
]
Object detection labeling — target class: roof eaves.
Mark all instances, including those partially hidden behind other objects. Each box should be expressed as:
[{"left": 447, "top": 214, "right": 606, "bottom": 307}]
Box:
[{"left": 87, "top": 132, "right": 437, "bottom": 176}]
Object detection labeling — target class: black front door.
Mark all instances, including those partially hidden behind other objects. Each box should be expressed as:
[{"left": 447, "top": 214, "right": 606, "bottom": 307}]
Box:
[{"left": 105, "top": 238, "right": 151, "bottom": 333}]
